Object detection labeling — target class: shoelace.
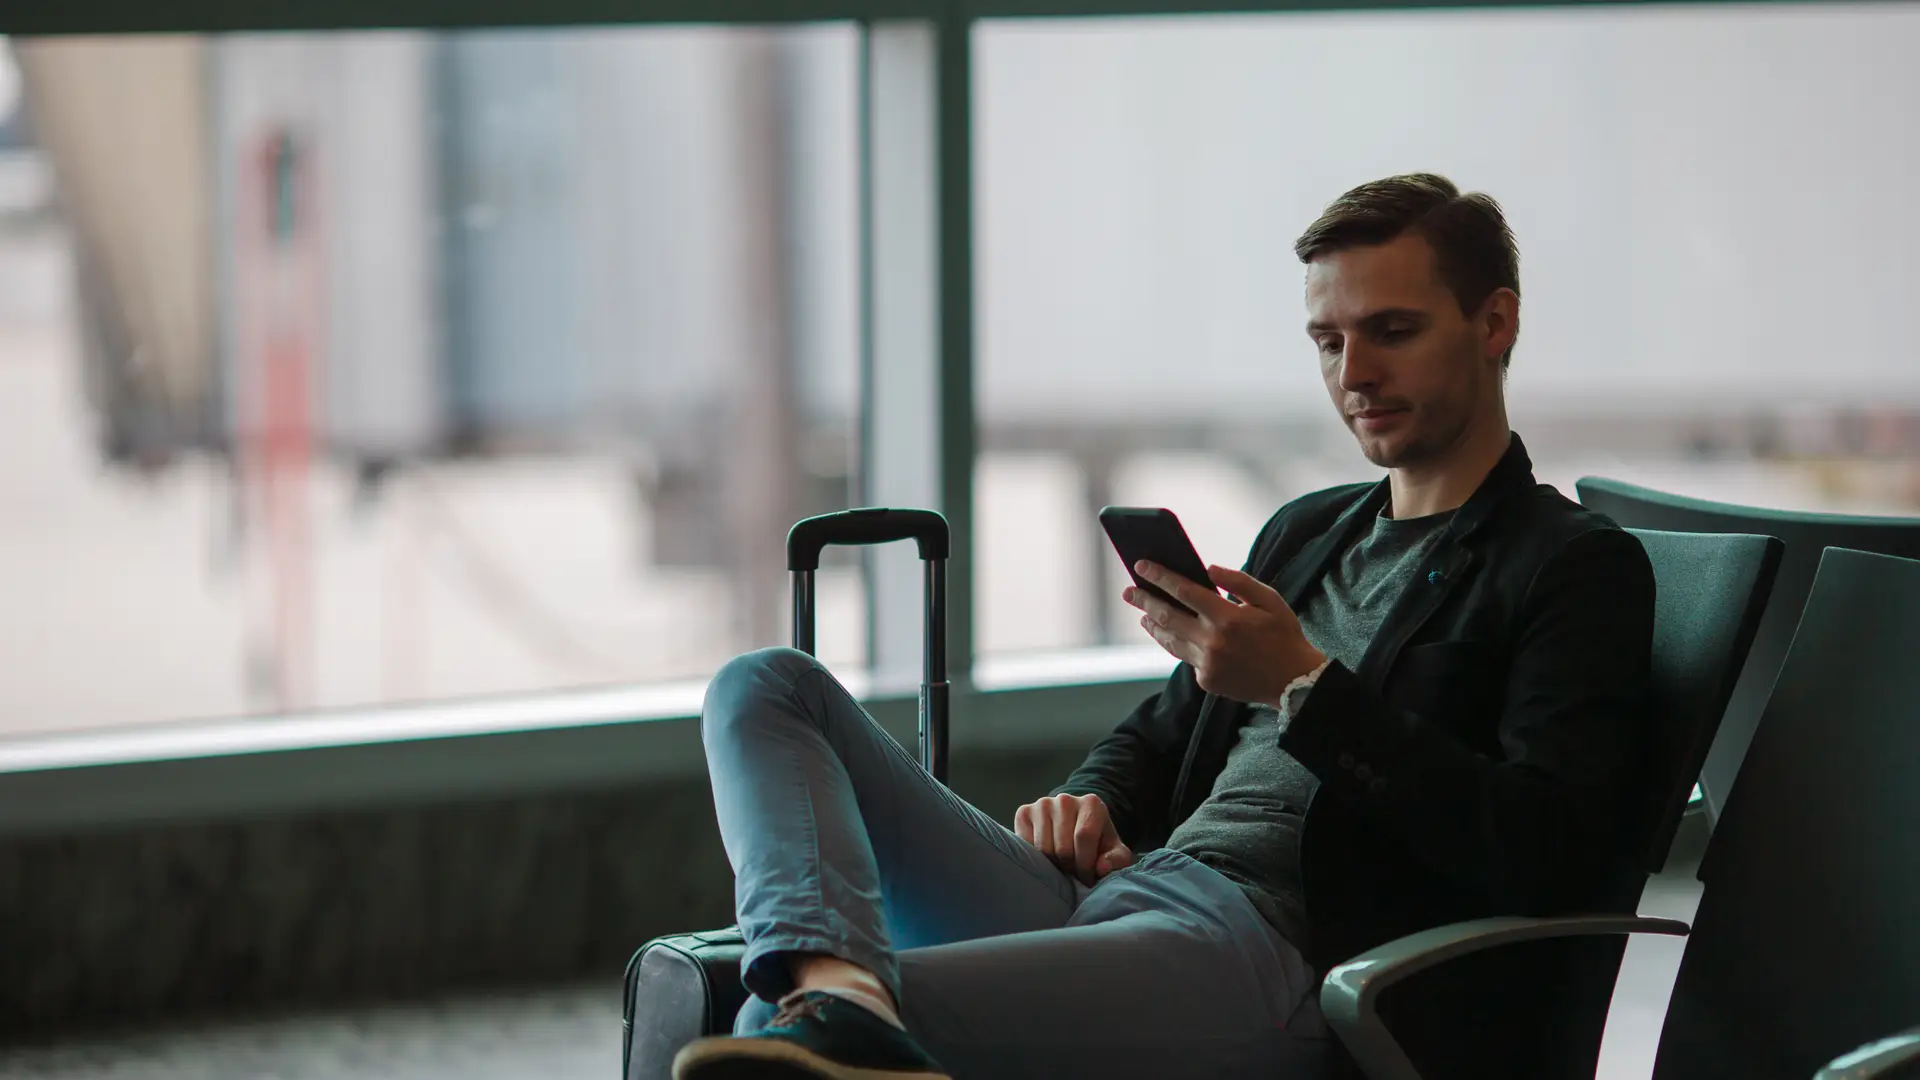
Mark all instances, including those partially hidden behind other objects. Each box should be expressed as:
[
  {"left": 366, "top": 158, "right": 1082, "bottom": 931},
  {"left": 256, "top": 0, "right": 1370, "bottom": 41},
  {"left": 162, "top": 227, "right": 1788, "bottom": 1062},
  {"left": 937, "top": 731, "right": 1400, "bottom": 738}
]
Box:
[{"left": 771, "top": 991, "right": 832, "bottom": 1028}]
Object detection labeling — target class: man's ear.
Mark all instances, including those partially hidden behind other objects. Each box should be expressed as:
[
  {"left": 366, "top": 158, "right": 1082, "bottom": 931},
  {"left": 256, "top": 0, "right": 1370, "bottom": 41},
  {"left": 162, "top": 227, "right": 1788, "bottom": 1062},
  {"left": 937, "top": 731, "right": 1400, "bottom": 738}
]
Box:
[{"left": 1480, "top": 287, "right": 1520, "bottom": 361}]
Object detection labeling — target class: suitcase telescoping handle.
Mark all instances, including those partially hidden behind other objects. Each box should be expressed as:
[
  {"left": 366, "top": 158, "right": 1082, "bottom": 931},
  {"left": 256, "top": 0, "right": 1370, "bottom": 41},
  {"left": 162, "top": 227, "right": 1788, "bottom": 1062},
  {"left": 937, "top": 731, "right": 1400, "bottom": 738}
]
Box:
[{"left": 786, "top": 508, "right": 949, "bottom": 783}]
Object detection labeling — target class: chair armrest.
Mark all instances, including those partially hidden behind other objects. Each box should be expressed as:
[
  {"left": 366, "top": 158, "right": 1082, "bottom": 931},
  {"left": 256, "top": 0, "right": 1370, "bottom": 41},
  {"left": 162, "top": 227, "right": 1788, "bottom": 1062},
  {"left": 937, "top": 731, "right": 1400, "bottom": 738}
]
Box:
[
  {"left": 1816, "top": 1027, "right": 1920, "bottom": 1079},
  {"left": 1320, "top": 914, "right": 1691, "bottom": 1080}
]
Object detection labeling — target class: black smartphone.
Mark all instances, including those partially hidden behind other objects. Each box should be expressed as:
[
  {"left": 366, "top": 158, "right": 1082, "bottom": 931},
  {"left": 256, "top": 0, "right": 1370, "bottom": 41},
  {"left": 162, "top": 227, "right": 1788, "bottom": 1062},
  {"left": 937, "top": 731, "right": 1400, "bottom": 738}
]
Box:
[{"left": 1098, "top": 506, "right": 1219, "bottom": 616}]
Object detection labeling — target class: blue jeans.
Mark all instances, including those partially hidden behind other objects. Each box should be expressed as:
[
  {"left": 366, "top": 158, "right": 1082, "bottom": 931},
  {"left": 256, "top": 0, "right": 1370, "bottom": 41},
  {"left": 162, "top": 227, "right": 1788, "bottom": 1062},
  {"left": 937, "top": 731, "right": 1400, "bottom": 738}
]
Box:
[{"left": 701, "top": 646, "right": 1329, "bottom": 1080}]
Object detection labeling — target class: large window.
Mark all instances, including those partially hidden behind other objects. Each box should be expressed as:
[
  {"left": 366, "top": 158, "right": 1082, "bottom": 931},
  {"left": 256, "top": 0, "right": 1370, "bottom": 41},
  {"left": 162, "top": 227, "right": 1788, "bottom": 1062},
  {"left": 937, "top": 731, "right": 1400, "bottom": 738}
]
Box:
[
  {"left": 974, "top": 3, "right": 1920, "bottom": 657},
  {"left": 0, "top": 28, "right": 864, "bottom": 735},
  {"left": 10, "top": 3, "right": 1920, "bottom": 728}
]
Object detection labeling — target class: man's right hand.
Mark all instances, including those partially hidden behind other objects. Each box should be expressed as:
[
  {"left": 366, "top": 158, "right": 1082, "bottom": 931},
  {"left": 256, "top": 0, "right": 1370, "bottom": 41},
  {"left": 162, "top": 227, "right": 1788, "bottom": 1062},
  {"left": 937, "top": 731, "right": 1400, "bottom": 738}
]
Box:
[{"left": 1013, "top": 792, "right": 1135, "bottom": 886}]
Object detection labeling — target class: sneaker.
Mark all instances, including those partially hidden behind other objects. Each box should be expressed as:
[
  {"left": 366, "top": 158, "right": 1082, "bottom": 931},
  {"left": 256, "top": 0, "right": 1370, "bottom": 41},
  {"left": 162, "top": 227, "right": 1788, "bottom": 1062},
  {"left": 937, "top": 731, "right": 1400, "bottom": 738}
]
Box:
[{"left": 671, "top": 989, "right": 951, "bottom": 1080}]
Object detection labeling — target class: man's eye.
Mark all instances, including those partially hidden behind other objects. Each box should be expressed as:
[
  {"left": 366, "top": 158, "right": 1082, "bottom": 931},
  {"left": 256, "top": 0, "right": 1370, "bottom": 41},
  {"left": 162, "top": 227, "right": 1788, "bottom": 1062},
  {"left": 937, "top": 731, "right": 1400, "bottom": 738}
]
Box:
[
  {"left": 1317, "top": 339, "right": 1341, "bottom": 356},
  {"left": 1381, "top": 326, "right": 1415, "bottom": 342}
]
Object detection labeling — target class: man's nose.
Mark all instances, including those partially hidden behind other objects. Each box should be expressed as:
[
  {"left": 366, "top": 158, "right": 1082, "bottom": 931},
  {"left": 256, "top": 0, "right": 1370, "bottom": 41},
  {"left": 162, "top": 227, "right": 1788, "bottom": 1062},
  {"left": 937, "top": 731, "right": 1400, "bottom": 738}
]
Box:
[{"left": 1338, "top": 341, "right": 1382, "bottom": 390}]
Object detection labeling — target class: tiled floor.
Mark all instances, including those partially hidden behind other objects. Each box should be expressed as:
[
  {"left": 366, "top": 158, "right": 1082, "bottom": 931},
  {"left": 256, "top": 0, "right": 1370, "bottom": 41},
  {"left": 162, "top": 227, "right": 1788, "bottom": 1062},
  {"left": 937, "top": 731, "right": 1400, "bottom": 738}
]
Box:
[{"left": 0, "top": 983, "right": 617, "bottom": 1080}]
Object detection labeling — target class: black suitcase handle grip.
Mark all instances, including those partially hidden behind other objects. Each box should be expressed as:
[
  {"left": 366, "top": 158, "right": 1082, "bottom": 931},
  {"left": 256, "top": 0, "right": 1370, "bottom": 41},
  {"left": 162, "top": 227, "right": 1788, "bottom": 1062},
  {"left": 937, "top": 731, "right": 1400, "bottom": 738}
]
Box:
[{"left": 787, "top": 508, "right": 949, "bottom": 571}]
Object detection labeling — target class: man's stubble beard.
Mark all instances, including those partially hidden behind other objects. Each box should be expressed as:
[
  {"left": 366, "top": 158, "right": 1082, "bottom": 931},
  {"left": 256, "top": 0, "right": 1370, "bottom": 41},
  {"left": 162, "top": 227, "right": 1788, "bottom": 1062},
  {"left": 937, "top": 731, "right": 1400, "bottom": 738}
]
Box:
[{"left": 1354, "top": 365, "right": 1484, "bottom": 471}]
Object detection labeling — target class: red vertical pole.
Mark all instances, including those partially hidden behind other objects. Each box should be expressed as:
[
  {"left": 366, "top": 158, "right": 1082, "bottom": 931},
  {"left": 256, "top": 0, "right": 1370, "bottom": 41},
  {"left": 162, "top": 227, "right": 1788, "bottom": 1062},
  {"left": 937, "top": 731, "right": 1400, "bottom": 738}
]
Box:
[{"left": 240, "top": 128, "right": 317, "bottom": 713}]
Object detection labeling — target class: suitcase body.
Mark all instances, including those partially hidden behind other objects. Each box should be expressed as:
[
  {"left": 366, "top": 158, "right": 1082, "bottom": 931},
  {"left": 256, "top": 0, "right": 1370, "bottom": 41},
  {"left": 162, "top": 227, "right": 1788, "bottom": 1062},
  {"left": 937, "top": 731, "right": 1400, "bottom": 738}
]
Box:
[{"left": 622, "top": 508, "right": 950, "bottom": 1080}]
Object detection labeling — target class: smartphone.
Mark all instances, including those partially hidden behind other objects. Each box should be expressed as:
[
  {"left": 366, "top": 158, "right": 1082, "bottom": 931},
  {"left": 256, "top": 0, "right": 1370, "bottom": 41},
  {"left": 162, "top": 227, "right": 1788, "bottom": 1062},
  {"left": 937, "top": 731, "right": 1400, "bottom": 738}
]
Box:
[{"left": 1098, "top": 506, "right": 1219, "bottom": 616}]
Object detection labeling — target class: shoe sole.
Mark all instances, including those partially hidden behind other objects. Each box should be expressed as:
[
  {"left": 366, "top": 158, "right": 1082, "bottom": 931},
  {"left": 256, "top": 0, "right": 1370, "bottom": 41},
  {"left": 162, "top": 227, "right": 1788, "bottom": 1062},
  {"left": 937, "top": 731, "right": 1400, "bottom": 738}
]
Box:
[{"left": 672, "top": 1037, "right": 952, "bottom": 1080}]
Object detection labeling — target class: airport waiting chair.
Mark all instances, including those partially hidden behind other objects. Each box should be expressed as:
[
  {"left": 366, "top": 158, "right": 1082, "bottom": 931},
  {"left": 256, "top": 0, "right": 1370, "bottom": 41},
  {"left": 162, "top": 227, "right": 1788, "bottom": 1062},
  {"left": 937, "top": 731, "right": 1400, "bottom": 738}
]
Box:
[
  {"left": 1813, "top": 1027, "right": 1920, "bottom": 1079},
  {"left": 1575, "top": 477, "right": 1920, "bottom": 825},
  {"left": 1324, "top": 546, "right": 1920, "bottom": 1080}
]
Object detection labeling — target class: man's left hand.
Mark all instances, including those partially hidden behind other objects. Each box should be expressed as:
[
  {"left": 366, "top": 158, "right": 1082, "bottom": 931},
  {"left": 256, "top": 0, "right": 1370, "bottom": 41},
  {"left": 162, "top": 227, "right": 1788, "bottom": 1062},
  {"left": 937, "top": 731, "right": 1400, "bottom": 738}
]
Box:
[{"left": 1125, "top": 562, "right": 1327, "bottom": 706}]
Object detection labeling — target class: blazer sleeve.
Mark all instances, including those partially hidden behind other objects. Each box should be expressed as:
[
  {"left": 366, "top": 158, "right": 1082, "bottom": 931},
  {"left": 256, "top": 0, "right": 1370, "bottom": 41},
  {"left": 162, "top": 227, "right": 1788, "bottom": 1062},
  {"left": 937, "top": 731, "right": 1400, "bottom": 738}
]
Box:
[
  {"left": 1047, "top": 506, "right": 1295, "bottom": 848},
  {"left": 1277, "top": 526, "right": 1655, "bottom": 910}
]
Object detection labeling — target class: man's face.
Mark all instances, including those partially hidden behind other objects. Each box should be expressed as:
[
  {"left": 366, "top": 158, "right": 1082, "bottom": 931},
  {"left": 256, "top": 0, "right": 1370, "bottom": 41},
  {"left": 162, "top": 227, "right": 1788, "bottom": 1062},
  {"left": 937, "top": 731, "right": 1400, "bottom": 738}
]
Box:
[{"left": 1303, "top": 232, "right": 1511, "bottom": 470}]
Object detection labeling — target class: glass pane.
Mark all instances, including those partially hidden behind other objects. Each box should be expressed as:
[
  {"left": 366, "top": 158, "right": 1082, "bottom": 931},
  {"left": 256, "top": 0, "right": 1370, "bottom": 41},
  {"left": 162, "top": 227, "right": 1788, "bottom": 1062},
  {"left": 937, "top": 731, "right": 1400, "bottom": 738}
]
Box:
[
  {"left": 0, "top": 27, "right": 863, "bottom": 736},
  {"left": 976, "top": 3, "right": 1920, "bottom": 658}
]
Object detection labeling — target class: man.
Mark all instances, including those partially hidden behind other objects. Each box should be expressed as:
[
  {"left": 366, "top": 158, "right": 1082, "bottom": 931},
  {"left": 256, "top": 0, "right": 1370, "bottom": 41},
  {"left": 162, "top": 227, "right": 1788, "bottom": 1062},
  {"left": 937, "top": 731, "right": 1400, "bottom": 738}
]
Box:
[{"left": 673, "top": 173, "right": 1654, "bottom": 1080}]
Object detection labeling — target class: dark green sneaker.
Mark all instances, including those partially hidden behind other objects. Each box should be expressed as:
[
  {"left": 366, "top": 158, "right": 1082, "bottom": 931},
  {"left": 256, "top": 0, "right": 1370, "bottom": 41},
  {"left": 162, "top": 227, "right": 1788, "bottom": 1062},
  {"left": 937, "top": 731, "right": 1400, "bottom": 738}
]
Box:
[{"left": 672, "top": 989, "right": 951, "bottom": 1080}]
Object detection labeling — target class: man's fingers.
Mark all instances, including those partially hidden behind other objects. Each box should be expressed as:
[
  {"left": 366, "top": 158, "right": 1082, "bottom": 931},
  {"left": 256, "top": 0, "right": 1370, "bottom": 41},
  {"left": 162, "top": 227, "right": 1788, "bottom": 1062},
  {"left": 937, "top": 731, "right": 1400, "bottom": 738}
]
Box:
[
  {"left": 1134, "top": 562, "right": 1211, "bottom": 614},
  {"left": 1206, "top": 565, "right": 1284, "bottom": 611},
  {"left": 1122, "top": 583, "right": 1191, "bottom": 629},
  {"left": 1037, "top": 800, "right": 1060, "bottom": 855},
  {"left": 1050, "top": 802, "right": 1075, "bottom": 870},
  {"left": 1135, "top": 561, "right": 1226, "bottom": 620},
  {"left": 1073, "top": 813, "right": 1102, "bottom": 881},
  {"left": 1019, "top": 794, "right": 1126, "bottom": 884}
]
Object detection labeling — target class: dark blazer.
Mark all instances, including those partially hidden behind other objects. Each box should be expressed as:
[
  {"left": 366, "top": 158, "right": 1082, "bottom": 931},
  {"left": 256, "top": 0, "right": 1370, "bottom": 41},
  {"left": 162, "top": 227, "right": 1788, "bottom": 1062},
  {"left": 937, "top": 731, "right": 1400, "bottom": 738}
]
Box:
[{"left": 1051, "top": 432, "right": 1655, "bottom": 1057}]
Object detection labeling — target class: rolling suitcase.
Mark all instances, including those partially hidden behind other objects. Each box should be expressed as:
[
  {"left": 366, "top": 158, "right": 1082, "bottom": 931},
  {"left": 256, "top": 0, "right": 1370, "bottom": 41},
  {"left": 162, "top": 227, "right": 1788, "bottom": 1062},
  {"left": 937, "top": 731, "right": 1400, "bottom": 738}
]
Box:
[{"left": 622, "top": 507, "right": 951, "bottom": 1080}]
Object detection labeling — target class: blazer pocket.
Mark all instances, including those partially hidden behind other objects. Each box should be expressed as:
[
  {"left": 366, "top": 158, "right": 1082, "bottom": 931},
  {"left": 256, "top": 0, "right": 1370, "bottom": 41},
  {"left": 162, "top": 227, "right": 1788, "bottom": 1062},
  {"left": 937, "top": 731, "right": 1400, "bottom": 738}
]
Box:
[{"left": 1384, "top": 640, "right": 1504, "bottom": 731}]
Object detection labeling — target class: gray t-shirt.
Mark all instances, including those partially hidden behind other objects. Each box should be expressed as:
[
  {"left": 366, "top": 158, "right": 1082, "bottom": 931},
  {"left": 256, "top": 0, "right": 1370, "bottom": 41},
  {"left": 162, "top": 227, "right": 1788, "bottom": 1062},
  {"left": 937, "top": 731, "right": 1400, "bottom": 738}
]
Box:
[{"left": 1166, "top": 504, "right": 1455, "bottom": 954}]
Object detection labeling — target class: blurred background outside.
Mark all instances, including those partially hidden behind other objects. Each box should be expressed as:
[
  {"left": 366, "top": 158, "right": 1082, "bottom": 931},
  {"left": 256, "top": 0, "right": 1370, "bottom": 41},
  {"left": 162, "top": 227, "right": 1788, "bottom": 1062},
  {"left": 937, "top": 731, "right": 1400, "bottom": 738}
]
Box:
[{"left": 2, "top": 3, "right": 1918, "bottom": 738}]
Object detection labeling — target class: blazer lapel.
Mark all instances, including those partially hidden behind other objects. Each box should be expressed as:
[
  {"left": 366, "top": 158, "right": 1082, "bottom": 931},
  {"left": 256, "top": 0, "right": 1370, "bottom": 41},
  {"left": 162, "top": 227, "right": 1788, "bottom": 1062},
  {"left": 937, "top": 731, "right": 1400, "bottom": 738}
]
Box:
[
  {"left": 1170, "top": 479, "right": 1386, "bottom": 824},
  {"left": 1270, "top": 479, "right": 1390, "bottom": 609},
  {"left": 1353, "top": 433, "right": 1537, "bottom": 690},
  {"left": 1354, "top": 535, "right": 1476, "bottom": 692}
]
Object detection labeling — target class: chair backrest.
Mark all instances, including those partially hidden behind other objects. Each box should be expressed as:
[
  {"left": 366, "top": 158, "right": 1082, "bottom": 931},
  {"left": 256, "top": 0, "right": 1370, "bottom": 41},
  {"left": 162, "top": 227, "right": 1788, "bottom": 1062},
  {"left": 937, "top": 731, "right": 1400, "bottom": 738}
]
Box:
[
  {"left": 1577, "top": 478, "right": 1920, "bottom": 823},
  {"left": 1653, "top": 547, "right": 1920, "bottom": 1079},
  {"left": 1623, "top": 528, "right": 1781, "bottom": 873}
]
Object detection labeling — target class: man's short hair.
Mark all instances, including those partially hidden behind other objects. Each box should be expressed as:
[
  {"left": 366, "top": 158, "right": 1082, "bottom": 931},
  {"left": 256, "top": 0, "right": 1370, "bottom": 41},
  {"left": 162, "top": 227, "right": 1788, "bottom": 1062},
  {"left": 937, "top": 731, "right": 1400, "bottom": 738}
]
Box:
[{"left": 1293, "top": 173, "right": 1521, "bottom": 370}]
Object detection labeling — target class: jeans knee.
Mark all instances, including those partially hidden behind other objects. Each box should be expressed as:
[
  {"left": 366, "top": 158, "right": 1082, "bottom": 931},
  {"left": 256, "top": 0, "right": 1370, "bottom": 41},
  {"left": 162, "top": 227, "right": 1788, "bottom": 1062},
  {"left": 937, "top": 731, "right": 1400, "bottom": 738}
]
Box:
[{"left": 702, "top": 646, "right": 825, "bottom": 740}]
